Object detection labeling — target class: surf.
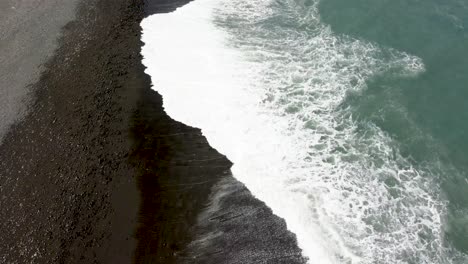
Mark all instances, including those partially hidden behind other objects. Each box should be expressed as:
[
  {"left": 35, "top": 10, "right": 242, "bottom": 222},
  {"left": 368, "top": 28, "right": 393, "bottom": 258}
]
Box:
[{"left": 141, "top": 0, "right": 458, "bottom": 262}]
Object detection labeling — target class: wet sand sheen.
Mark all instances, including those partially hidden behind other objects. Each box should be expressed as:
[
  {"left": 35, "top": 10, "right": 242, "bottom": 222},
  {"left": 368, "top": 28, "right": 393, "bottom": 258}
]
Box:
[
  {"left": 0, "top": 0, "right": 80, "bottom": 142},
  {"left": 0, "top": 0, "right": 306, "bottom": 263}
]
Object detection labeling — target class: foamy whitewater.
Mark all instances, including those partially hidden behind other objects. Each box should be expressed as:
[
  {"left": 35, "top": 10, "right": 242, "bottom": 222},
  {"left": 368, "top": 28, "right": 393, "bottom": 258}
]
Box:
[{"left": 141, "top": 0, "right": 462, "bottom": 262}]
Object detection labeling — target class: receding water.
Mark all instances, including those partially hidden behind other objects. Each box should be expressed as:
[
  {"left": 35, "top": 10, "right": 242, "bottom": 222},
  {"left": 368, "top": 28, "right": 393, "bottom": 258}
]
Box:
[{"left": 141, "top": 0, "right": 468, "bottom": 262}]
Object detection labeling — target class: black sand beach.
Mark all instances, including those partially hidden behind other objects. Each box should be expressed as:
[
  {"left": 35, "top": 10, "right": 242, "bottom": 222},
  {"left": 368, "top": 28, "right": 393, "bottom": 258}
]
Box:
[
  {"left": 0, "top": 0, "right": 306, "bottom": 263},
  {"left": 0, "top": 0, "right": 80, "bottom": 142}
]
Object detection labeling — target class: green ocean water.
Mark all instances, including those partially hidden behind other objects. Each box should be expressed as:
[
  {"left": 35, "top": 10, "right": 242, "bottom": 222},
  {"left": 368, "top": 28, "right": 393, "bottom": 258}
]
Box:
[
  {"left": 143, "top": 0, "right": 468, "bottom": 261},
  {"left": 318, "top": 0, "right": 468, "bottom": 255}
]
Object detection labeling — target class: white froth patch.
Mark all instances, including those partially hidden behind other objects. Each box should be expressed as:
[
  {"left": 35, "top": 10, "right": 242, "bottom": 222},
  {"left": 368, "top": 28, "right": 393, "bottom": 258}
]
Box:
[
  {"left": 141, "top": 1, "right": 336, "bottom": 262},
  {"left": 141, "top": 0, "right": 455, "bottom": 263}
]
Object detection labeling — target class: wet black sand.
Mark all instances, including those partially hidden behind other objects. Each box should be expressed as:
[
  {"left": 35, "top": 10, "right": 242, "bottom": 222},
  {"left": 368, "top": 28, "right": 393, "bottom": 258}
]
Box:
[
  {"left": 0, "top": 0, "right": 80, "bottom": 141},
  {"left": 0, "top": 0, "right": 307, "bottom": 263}
]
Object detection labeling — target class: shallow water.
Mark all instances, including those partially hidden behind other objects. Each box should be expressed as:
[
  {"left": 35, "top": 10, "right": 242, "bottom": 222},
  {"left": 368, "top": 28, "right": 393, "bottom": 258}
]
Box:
[{"left": 141, "top": 0, "right": 468, "bottom": 262}]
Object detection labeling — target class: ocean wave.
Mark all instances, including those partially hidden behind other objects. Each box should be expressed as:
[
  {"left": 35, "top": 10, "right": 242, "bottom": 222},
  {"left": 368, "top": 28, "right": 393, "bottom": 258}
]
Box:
[{"left": 141, "top": 0, "right": 460, "bottom": 262}]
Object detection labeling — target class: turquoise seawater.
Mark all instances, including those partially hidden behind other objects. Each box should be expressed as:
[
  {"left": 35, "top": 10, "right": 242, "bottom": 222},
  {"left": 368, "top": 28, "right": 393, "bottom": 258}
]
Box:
[
  {"left": 319, "top": 0, "right": 468, "bottom": 256},
  {"left": 142, "top": 0, "right": 468, "bottom": 262}
]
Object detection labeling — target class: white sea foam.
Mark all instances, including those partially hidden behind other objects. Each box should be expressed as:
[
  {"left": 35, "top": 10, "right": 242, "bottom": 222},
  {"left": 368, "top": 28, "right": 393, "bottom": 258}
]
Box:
[{"left": 141, "top": 0, "right": 454, "bottom": 262}]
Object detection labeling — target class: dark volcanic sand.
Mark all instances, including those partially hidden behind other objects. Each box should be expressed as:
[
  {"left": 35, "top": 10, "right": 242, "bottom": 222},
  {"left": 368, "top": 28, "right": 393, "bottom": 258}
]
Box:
[
  {"left": 0, "top": 0, "right": 142, "bottom": 262},
  {"left": 0, "top": 0, "right": 307, "bottom": 263},
  {"left": 0, "top": 0, "right": 80, "bottom": 142}
]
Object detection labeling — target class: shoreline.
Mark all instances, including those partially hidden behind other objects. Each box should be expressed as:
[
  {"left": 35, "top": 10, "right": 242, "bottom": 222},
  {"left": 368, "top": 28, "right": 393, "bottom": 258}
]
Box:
[{"left": 0, "top": 0, "right": 306, "bottom": 262}]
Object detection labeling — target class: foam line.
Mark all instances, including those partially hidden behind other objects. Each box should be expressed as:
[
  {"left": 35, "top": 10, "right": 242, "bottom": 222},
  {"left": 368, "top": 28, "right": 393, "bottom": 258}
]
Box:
[{"left": 141, "top": 0, "right": 456, "bottom": 262}]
